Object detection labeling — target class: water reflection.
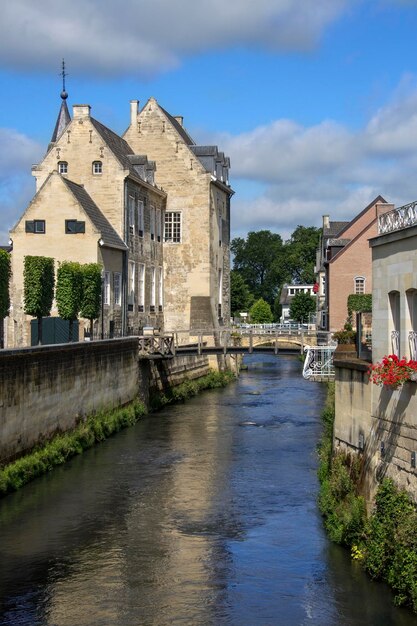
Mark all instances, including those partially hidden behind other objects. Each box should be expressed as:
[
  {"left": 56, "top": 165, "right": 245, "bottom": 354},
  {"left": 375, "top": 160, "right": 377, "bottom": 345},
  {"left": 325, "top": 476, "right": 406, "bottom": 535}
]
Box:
[{"left": 0, "top": 356, "right": 416, "bottom": 625}]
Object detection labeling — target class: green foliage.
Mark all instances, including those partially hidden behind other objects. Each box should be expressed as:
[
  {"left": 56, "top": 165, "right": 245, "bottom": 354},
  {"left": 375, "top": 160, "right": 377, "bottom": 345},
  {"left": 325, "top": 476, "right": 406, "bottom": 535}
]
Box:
[
  {"left": 289, "top": 291, "right": 316, "bottom": 323},
  {"left": 149, "top": 369, "right": 235, "bottom": 410},
  {"left": 56, "top": 261, "right": 83, "bottom": 321},
  {"left": 0, "top": 249, "right": 11, "bottom": 319},
  {"left": 0, "top": 399, "right": 147, "bottom": 497},
  {"left": 332, "top": 329, "right": 356, "bottom": 344},
  {"left": 230, "top": 270, "right": 254, "bottom": 315},
  {"left": 23, "top": 256, "right": 55, "bottom": 317},
  {"left": 284, "top": 225, "right": 321, "bottom": 284},
  {"left": 347, "top": 294, "right": 372, "bottom": 315},
  {"left": 249, "top": 298, "right": 273, "bottom": 324},
  {"left": 80, "top": 263, "right": 102, "bottom": 321}
]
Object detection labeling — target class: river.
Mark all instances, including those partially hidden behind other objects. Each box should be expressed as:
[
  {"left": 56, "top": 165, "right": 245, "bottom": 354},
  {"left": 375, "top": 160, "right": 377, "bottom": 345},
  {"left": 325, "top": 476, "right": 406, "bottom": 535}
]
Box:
[{"left": 0, "top": 354, "right": 416, "bottom": 625}]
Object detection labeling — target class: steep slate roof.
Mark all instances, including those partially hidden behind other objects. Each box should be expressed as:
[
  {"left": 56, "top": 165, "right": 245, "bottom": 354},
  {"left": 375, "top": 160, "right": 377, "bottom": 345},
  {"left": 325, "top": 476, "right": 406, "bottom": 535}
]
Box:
[
  {"left": 90, "top": 117, "right": 135, "bottom": 172},
  {"left": 323, "top": 221, "right": 350, "bottom": 238},
  {"left": 51, "top": 98, "right": 71, "bottom": 144},
  {"left": 62, "top": 178, "right": 127, "bottom": 250},
  {"left": 159, "top": 106, "right": 195, "bottom": 145}
]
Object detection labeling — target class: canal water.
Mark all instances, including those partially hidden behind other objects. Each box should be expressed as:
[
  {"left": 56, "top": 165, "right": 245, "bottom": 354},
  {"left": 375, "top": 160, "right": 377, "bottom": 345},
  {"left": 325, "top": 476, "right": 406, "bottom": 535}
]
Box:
[{"left": 0, "top": 354, "right": 416, "bottom": 626}]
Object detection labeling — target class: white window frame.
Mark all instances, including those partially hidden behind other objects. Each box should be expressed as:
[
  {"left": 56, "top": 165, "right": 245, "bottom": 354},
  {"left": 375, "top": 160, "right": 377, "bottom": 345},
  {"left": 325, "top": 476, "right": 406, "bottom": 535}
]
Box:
[
  {"left": 129, "top": 195, "right": 135, "bottom": 235},
  {"left": 103, "top": 271, "right": 111, "bottom": 306},
  {"left": 150, "top": 205, "right": 156, "bottom": 240},
  {"left": 92, "top": 161, "right": 102, "bottom": 175},
  {"left": 128, "top": 261, "right": 135, "bottom": 305},
  {"left": 156, "top": 209, "right": 162, "bottom": 242},
  {"left": 138, "top": 263, "right": 145, "bottom": 310},
  {"left": 164, "top": 212, "right": 181, "bottom": 243},
  {"left": 151, "top": 267, "right": 156, "bottom": 309},
  {"left": 158, "top": 266, "right": 163, "bottom": 310},
  {"left": 113, "top": 272, "right": 122, "bottom": 306},
  {"left": 58, "top": 161, "right": 68, "bottom": 174},
  {"left": 354, "top": 276, "right": 365, "bottom": 294}
]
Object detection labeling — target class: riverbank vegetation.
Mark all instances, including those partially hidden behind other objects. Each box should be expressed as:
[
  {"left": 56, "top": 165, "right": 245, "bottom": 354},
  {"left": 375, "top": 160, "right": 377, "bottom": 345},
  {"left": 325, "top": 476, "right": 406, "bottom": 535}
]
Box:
[
  {"left": 318, "top": 382, "right": 417, "bottom": 612},
  {"left": 0, "top": 369, "right": 235, "bottom": 498}
]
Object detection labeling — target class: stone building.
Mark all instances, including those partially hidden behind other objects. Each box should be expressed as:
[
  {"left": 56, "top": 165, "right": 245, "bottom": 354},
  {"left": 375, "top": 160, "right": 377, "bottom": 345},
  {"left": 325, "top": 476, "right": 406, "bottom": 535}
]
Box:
[
  {"left": 316, "top": 196, "right": 391, "bottom": 332},
  {"left": 8, "top": 92, "right": 166, "bottom": 346},
  {"left": 124, "top": 98, "right": 233, "bottom": 337}
]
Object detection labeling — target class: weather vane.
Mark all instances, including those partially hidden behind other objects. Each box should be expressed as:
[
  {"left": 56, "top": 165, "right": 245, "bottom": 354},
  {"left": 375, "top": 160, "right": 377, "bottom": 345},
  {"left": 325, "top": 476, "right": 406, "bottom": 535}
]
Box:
[{"left": 60, "top": 59, "right": 68, "bottom": 100}]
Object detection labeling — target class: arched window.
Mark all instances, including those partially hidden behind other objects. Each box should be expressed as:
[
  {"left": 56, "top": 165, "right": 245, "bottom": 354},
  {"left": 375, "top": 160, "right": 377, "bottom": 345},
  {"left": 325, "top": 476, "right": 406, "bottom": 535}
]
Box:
[
  {"left": 354, "top": 276, "right": 365, "bottom": 294},
  {"left": 92, "top": 161, "right": 102, "bottom": 175},
  {"left": 58, "top": 161, "right": 68, "bottom": 174}
]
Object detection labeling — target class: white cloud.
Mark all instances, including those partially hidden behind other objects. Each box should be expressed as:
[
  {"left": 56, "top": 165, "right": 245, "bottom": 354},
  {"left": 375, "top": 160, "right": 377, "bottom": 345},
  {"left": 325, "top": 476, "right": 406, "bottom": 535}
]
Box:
[{"left": 0, "top": 0, "right": 349, "bottom": 77}]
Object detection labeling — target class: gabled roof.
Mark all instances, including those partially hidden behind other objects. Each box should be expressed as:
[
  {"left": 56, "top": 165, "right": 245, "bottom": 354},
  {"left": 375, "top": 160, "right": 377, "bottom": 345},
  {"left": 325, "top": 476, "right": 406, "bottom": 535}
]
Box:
[
  {"left": 90, "top": 117, "right": 135, "bottom": 172},
  {"left": 336, "top": 195, "right": 386, "bottom": 238},
  {"left": 324, "top": 221, "right": 350, "bottom": 238},
  {"left": 62, "top": 178, "right": 127, "bottom": 250},
  {"left": 159, "top": 105, "right": 195, "bottom": 145}
]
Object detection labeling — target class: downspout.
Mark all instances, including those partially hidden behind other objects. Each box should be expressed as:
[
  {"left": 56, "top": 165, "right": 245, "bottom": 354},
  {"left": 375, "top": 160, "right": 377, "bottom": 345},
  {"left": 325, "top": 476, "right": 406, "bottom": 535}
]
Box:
[{"left": 122, "top": 180, "right": 128, "bottom": 336}]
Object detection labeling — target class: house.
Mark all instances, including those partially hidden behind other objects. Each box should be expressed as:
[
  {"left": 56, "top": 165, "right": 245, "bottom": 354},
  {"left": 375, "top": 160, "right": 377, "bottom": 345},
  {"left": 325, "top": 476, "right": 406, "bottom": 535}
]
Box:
[
  {"left": 124, "top": 98, "right": 234, "bottom": 336},
  {"left": 8, "top": 91, "right": 166, "bottom": 346},
  {"left": 279, "top": 284, "right": 316, "bottom": 324},
  {"left": 316, "top": 196, "right": 392, "bottom": 333}
]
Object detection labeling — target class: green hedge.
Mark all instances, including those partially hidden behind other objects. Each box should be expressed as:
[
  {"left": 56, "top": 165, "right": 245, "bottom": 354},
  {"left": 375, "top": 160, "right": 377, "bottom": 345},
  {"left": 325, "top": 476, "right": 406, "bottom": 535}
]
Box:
[
  {"left": 347, "top": 293, "right": 372, "bottom": 315},
  {"left": 318, "top": 383, "right": 417, "bottom": 612}
]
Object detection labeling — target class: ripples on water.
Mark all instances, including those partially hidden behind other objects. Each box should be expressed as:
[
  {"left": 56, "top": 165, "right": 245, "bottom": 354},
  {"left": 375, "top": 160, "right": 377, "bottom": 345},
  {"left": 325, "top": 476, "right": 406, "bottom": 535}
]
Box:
[{"left": 0, "top": 355, "right": 416, "bottom": 625}]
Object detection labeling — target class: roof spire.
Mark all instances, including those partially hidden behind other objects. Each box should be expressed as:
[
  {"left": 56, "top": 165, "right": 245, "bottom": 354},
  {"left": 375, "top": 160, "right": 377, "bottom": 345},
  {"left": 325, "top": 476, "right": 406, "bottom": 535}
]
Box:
[{"left": 50, "top": 59, "right": 71, "bottom": 145}]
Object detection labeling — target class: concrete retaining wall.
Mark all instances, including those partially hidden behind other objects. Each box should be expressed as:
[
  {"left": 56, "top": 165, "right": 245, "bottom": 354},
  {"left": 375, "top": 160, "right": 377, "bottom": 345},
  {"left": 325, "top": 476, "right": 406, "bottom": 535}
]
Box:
[{"left": 0, "top": 339, "right": 212, "bottom": 465}]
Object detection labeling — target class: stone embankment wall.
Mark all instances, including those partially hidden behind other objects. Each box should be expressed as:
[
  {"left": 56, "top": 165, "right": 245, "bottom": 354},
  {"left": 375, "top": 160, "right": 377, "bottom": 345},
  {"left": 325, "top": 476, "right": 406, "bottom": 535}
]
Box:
[
  {"left": 334, "top": 357, "right": 417, "bottom": 506},
  {"left": 0, "top": 339, "right": 211, "bottom": 465}
]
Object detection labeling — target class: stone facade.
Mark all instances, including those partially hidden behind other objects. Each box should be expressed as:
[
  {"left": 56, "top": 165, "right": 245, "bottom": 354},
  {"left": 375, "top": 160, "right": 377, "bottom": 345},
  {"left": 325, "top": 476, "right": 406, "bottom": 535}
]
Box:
[{"left": 124, "top": 99, "right": 233, "bottom": 337}]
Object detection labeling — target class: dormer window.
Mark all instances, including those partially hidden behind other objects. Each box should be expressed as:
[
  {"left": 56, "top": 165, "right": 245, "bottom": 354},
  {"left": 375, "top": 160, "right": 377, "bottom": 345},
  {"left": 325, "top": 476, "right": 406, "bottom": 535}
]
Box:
[
  {"left": 58, "top": 161, "right": 68, "bottom": 174},
  {"left": 93, "top": 161, "right": 102, "bottom": 175}
]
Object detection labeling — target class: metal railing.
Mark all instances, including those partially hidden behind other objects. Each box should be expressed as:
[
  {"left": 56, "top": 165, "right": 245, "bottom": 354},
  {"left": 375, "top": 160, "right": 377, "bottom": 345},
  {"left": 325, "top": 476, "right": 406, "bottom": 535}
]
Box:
[
  {"left": 302, "top": 345, "right": 336, "bottom": 380},
  {"left": 378, "top": 201, "right": 417, "bottom": 234}
]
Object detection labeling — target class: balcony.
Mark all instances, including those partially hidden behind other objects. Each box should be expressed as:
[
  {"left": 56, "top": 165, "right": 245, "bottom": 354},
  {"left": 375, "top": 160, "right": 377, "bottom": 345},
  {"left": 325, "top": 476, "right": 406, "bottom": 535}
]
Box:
[{"left": 378, "top": 201, "right": 417, "bottom": 235}]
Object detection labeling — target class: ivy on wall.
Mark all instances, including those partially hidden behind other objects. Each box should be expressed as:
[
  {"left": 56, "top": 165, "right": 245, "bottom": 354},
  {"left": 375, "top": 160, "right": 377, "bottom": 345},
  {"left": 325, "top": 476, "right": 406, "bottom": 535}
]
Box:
[{"left": 347, "top": 293, "right": 372, "bottom": 315}]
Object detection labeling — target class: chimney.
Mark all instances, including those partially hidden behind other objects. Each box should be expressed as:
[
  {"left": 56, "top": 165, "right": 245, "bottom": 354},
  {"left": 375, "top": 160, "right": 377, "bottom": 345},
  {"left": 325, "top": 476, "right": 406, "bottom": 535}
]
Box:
[
  {"left": 174, "top": 115, "right": 183, "bottom": 127},
  {"left": 322, "top": 215, "right": 330, "bottom": 229},
  {"left": 73, "top": 104, "right": 91, "bottom": 119},
  {"left": 130, "top": 100, "right": 139, "bottom": 127}
]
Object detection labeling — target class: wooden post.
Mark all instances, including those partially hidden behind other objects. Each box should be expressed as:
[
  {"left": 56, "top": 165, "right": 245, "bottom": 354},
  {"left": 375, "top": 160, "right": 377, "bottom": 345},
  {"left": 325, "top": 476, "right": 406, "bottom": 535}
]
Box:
[{"left": 249, "top": 329, "right": 253, "bottom": 354}]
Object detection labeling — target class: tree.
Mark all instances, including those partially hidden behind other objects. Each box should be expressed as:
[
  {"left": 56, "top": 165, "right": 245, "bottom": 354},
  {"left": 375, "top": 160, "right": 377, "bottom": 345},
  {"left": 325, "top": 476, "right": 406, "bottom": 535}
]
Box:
[
  {"left": 56, "top": 261, "right": 83, "bottom": 342},
  {"left": 24, "top": 256, "right": 55, "bottom": 345},
  {"left": 80, "top": 263, "right": 102, "bottom": 338},
  {"left": 284, "top": 226, "right": 321, "bottom": 284},
  {"left": 231, "top": 230, "right": 285, "bottom": 304},
  {"left": 249, "top": 298, "right": 273, "bottom": 324},
  {"left": 230, "top": 270, "right": 254, "bottom": 316},
  {"left": 289, "top": 292, "right": 316, "bottom": 324},
  {"left": 0, "top": 250, "right": 11, "bottom": 348}
]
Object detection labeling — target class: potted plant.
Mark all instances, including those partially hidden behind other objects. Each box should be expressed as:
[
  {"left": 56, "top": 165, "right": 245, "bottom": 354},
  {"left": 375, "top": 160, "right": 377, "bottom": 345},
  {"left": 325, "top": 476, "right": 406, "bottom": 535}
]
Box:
[{"left": 368, "top": 354, "right": 417, "bottom": 389}]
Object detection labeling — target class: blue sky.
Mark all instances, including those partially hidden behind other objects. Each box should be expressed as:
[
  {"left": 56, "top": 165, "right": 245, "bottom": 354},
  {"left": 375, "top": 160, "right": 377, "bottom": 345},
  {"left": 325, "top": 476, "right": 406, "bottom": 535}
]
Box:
[{"left": 2, "top": 0, "right": 417, "bottom": 244}]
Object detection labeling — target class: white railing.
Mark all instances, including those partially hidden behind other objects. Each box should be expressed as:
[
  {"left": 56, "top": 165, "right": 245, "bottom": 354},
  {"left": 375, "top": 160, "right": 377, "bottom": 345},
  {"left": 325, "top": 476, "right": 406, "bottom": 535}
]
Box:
[
  {"left": 409, "top": 331, "right": 417, "bottom": 360},
  {"left": 391, "top": 330, "right": 400, "bottom": 357},
  {"left": 378, "top": 201, "right": 417, "bottom": 234},
  {"left": 303, "top": 345, "right": 336, "bottom": 380}
]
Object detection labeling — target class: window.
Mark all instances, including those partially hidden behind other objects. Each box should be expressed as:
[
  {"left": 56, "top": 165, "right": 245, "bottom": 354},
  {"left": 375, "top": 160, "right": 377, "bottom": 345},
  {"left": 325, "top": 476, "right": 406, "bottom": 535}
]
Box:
[
  {"left": 92, "top": 161, "right": 102, "bottom": 175},
  {"left": 58, "top": 161, "right": 68, "bottom": 174},
  {"left": 103, "top": 271, "right": 111, "bottom": 306},
  {"left": 407, "top": 290, "right": 417, "bottom": 359},
  {"left": 128, "top": 196, "right": 135, "bottom": 235},
  {"left": 156, "top": 209, "right": 162, "bottom": 242},
  {"left": 138, "top": 200, "right": 144, "bottom": 237},
  {"left": 138, "top": 263, "right": 145, "bottom": 312},
  {"left": 158, "top": 267, "right": 163, "bottom": 311},
  {"left": 218, "top": 268, "right": 223, "bottom": 318},
  {"left": 114, "top": 273, "right": 122, "bottom": 306},
  {"left": 164, "top": 212, "right": 181, "bottom": 243},
  {"left": 65, "top": 220, "right": 85, "bottom": 234},
  {"left": 389, "top": 291, "right": 400, "bottom": 356},
  {"left": 150, "top": 205, "right": 155, "bottom": 240},
  {"left": 25, "top": 220, "right": 45, "bottom": 234},
  {"left": 128, "top": 261, "right": 135, "bottom": 306},
  {"left": 150, "top": 267, "right": 156, "bottom": 311},
  {"left": 218, "top": 212, "right": 222, "bottom": 247},
  {"left": 354, "top": 276, "right": 365, "bottom": 294}
]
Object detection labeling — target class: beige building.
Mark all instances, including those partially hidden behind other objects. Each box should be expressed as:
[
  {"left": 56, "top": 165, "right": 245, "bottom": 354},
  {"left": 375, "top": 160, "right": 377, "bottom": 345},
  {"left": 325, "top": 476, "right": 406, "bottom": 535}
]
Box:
[
  {"left": 124, "top": 98, "right": 233, "bottom": 335},
  {"left": 9, "top": 93, "right": 166, "bottom": 346}
]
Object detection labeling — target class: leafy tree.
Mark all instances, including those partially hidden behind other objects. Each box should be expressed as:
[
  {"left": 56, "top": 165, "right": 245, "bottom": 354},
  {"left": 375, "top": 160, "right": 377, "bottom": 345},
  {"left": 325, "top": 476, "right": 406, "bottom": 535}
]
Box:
[
  {"left": 230, "top": 270, "right": 254, "bottom": 316},
  {"left": 249, "top": 298, "right": 273, "bottom": 324},
  {"left": 273, "top": 294, "right": 282, "bottom": 323},
  {"left": 56, "top": 261, "right": 83, "bottom": 342},
  {"left": 23, "top": 256, "right": 55, "bottom": 345},
  {"left": 0, "top": 250, "right": 11, "bottom": 348},
  {"left": 231, "top": 230, "right": 285, "bottom": 304},
  {"left": 284, "top": 225, "right": 321, "bottom": 284},
  {"left": 289, "top": 291, "right": 316, "bottom": 324},
  {"left": 80, "top": 263, "right": 102, "bottom": 337}
]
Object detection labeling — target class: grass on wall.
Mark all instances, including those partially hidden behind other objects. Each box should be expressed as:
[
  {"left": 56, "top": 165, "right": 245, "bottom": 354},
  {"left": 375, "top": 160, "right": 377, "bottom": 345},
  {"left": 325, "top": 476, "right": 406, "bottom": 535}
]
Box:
[
  {"left": 318, "top": 381, "right": 417, "bottom": 612},
  {"left": 0, "top": 369, "right": 235, "bottom": 498}
]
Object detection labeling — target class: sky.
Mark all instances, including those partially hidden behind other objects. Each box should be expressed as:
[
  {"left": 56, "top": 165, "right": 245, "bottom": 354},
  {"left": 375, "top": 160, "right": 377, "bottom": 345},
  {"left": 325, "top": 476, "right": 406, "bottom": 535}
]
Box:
[{"left": 2, "top": 0, "right": 417, "bottom": 245}]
